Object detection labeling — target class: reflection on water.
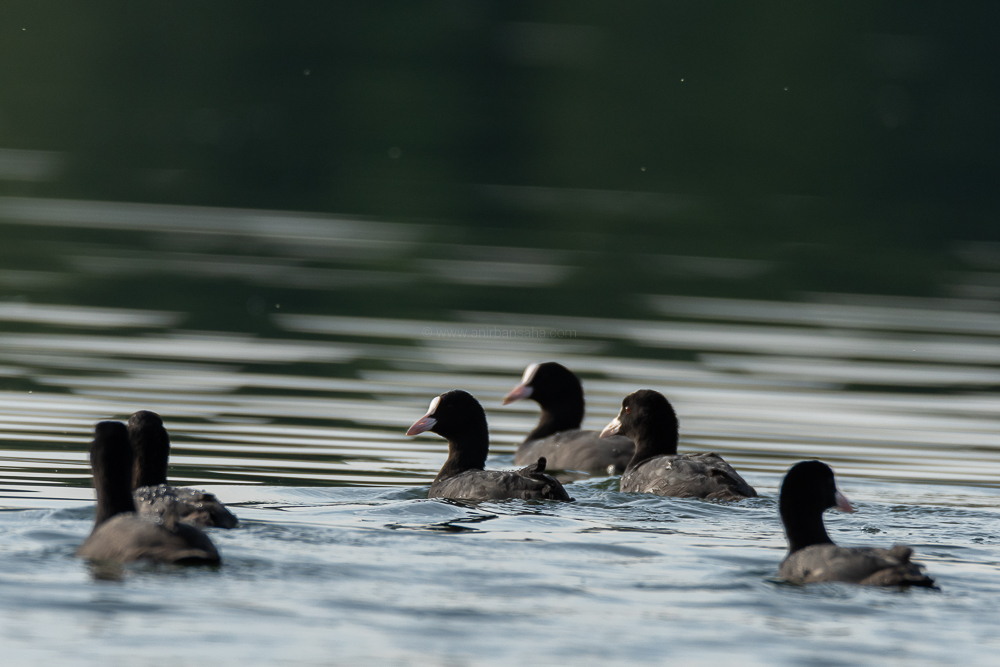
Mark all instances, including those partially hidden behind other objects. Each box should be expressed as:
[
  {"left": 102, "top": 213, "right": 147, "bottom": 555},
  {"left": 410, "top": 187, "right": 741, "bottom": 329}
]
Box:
[
  {"left": 1, "top": 198, "right": 999, "bottom": 665},
  {"left": 1, "top": 198, "right": 1000, "bottom": 493}
]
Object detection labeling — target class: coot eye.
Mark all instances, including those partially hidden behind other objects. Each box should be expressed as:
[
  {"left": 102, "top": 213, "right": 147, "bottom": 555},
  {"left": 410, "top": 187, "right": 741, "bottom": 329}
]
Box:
[{"left": 624, "top": 406, "right": 630, "bottom": 414}]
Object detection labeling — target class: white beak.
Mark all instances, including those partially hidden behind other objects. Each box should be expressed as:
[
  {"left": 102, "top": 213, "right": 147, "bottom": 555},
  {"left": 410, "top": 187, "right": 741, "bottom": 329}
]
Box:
[
  {"left": 405, "top": 416, "right": 437, "bottom": 436},
  {"left": 406, "top": 396, "right": 441, "bottom": 436},
  {"left": 834, "top": 489, "right": 854, "bottom": 513},
  {"left": 501, "top": 383, "right": 533, "bottom": 405},
  {"left": 600, "top": 416, "right": 622, "bottom": 438}
]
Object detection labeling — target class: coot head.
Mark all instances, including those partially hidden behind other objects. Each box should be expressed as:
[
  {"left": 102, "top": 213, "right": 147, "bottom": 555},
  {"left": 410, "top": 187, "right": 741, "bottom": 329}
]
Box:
[
  {"left": 502, "top": 362, "right": 583, "bottom": 407},
  {"left": 128, "top": 410, "right": 170, "bottom": 489},
  {"left": 601, "top": 389, "right": 678, "bottom": 464},
  {"left": 502, "top": 362, "right": 587, "bottom": 441},
  {"left": 779, "top": 460, "right": 854, "bottom": 553},
  {"left": 406, "top": 390, "right": 487, "bottom": 438},
  {"left": 90, "top": 421, "right": 138, "bottom": 525},
  {"left": 407, "top": 390, "right": 490, "bottom": 477}
]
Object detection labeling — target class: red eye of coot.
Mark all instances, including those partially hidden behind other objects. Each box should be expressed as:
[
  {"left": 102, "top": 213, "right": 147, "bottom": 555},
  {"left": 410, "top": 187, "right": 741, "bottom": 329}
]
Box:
[{"left": 624, "top": 406, "right": 630, "bottom": 414}]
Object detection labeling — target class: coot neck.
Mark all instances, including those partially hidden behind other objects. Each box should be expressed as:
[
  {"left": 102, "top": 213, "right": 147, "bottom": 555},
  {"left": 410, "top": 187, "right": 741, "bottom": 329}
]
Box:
[
  {"left": 625, "top": 430, "right": 679, "bottom": 471},
  {"left": 435, "top": 422, "right": 490, "bottom": 482},
  {"left": 130, "top": 427, "right": 170, "bottom": 489},
  {"left": 94, "top": 472, "right": 138, "bottom": 526},
  {"left": 780, "top": 504, "right": 834, "bottom": 554},
  {"left": 526, "top": 396, "right": 584, "bottom": 441},
  {"left": 133, "top": 452, "right": 168, "bottom": 488}
]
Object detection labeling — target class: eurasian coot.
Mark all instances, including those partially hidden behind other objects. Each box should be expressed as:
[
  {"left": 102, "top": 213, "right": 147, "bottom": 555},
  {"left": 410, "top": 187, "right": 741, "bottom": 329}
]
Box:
[
  {"left": 407, "top": 390, "right": 572, "bottom": 501},
  {"left": 129, "top": 410, "right": 238, "bottom": 529},
  {"left": 503, "top": 362, "right": 634, "bottom": 475},
  {"left": 777, "top": 460, "right": 934, "bottom": 587},
  {"left": 601, "top": 389, "right": 756, "bottom": 500}
]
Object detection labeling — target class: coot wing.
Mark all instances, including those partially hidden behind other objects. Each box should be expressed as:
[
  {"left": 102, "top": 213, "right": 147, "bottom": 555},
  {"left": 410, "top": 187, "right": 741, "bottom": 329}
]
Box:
[
  {"left": 620, "top": 453, "right": 756, "bottom": 500},
  {"left": 779, "top": 543, "right": 934, "bottom": 587},
  {"left": 429, "top": 460, "right": 572, "bottom": 501},
  {"left": 134, "top": 484, "right": 238, "bottom": 528}
]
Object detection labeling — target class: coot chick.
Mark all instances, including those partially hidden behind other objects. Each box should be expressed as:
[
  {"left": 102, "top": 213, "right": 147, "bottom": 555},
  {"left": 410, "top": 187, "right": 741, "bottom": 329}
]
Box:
[
  {"left": 76, "top": 421, "right": 221, "bottom": 564},
  {"left": 778, "top": 460, "right": 934, "bottom": 587},
  {"left": 406, "top": 390, "right": 573, "bottom": 501},
  {"left": 502, "top": 362, "right": 634, "bottom": 475},
  {"left": 129, "top": 410, "right": 238, "bottom": 529},
  {"left": 601, "top": 389, "right": 756, "bottom": 501}
]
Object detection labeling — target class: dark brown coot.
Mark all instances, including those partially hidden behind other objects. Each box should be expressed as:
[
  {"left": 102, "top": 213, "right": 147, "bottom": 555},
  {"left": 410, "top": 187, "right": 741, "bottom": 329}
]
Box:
[
  {"left": 503, "top": 362, "right": 634, "bottom": 475},
  {"left": 76, "top": 421, "right": 221, "bottom": 564},
  {"left": 601, "top": 389, "right": 756, "bottom": 501},
  {"left": 129, "top": 410, "right": 238, "bottom": 529},
  {"left": 406, "top": 390, "right": 573, "bottom": 501},
  {"left": 778, "top": 460, "right": 934, "bottom": 587}
]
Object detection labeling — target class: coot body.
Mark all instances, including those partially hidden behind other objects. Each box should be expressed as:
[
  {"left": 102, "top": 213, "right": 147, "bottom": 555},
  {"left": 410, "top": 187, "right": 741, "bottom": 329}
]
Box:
[
  {"left": 503, "top": 362, "right": 633, "bottom": 474},
  {"left": 407, "top": 390, "right": 572, "bottom": 502},
  {"left": 602, "top": 389, "right": 756, "bottom": 501},
  {"left": 129, "top": 410, "right": 238, "bottom": 529},
  {"left": 429, "top": 459, "right": 569, "bottom": 501}
]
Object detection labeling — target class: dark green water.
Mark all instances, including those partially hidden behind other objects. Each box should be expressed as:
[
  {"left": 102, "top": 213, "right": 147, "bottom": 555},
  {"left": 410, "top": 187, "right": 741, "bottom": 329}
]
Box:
[{"left": 2, "top": 3, "right": 1000, "bottom": 665}]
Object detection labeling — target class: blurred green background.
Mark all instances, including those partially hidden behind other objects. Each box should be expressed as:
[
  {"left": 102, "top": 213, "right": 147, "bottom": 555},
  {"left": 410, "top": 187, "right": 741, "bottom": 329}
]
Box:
[{"left": 2, "top": 1, "right": 999, "bottom": 322}]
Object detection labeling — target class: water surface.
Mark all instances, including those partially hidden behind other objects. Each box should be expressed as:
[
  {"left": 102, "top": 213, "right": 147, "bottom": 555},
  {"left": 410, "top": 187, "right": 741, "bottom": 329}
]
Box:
[{"left": 1, "top": 198, "right": 999, "bottom": 666}]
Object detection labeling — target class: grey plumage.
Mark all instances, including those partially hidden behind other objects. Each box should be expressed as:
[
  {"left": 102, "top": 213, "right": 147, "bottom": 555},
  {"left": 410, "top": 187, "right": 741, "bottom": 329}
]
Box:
[
  {"left": 620, "top": 452, "right": 756, "bottom": 501},
  {"left": 779, "top": 544, "right": 934, "bottom": 586},
  {"left": 77, "top": 513, "right": 220, "bottom": 564},
  {"left": 515, "top": 429, "right": 633, "bottom": 475},
  {"left": 133, "top": 484, "right": 238, "bottom": 529},
  {"left": 129, "top": 410, "right": 238, "bottom": 529},
  {"left": 430, "top": 457, "right": 572, "bottom": 501}
]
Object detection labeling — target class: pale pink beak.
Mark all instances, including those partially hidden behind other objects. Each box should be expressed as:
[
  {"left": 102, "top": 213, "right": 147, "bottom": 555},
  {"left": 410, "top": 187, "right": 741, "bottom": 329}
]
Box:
[
  {"left": 834, "top": 490, "right": 854, "bottom": 513},
  {"left": 405, "top": 416, "right": 437, "bottom": 436},
  {"left": 600, "top": 416, "right": 622, "bottom": 438},
  {"left": 501, "top": 383, "right": 533, "bottom": 405}
]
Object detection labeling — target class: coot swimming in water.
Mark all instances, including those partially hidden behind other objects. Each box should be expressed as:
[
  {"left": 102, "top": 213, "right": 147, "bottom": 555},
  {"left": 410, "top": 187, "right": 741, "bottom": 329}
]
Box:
[
  {"left": 129, "top": 410, "right": 238, "bottom": 528},
  {"left": 601, "top": 389, "right": 756, "bottom": 501},
  {"left": 407, "top": 390, "right": 573, "bottom": 501},
  {"left": 777, "top": 460, "right": 934, "bottom": 587},
  {"left": 76, "top": 421, "right": 221, "bottom": 564},
  {"left": 502, "top": 362, "right": 634, "bottom": 475}
]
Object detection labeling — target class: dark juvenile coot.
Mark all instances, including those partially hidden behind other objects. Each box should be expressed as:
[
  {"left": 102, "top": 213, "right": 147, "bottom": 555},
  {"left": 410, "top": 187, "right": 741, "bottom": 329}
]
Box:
[
  {"left": 406, "top": 390, "right": 573, "bottom": 501},
  {"left": 601, "top": 389, "right": 756, "bottom": 501},
  {"left": 778, "top": 460, "right": 934, "bottom": 587},
  {"left": 76, "top": 421, "right": 221, "bottom": 564},
  {"left": 502, "top": 362, "right": 634, "bottom": 475},
  {"left": 129, "top": 410, "right": 238, "bottom": 529}
]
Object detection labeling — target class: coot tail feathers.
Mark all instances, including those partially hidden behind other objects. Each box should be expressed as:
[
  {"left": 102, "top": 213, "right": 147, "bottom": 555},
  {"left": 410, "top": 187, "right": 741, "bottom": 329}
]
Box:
[{"left": 520, "top": 457, "right": 547, "bottom": 475}]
